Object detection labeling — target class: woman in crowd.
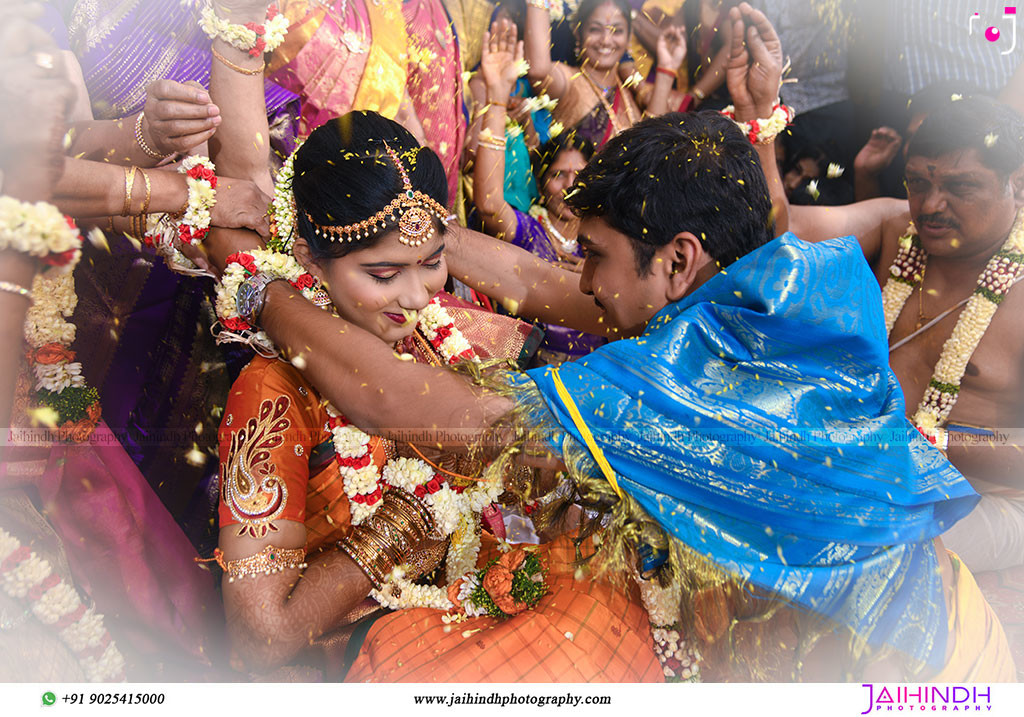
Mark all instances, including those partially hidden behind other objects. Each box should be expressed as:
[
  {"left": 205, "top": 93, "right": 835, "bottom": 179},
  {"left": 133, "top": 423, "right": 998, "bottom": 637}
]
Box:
[
  {"left": 473, "top": 20, "right": 607, "bottom": 364},
  {"left": 524, "top": 0, "right": 687, "bottom": 147},
  {"left": 214, "top": 111, "right": 662, "bottom": 681}
]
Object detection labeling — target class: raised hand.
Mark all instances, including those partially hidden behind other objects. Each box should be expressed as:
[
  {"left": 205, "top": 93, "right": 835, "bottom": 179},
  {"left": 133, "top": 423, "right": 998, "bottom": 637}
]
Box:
[
  {"left": 480, "top": 18, "right": 524, "bottom": 104},
  {"left": 854, "top": 127, "right": 903, "bottom": 175},
  {"left": 141, "top": 80, "right": 221, "bottom": 158},
  {"left": 656, "top": 25, "right": 687, "bottom": 72},
  {"left": 725, "top": 2, "right": 783, "bottom": 122}
]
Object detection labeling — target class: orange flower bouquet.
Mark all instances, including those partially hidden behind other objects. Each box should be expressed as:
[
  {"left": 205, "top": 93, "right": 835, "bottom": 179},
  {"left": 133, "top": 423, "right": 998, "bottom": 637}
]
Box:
[{"left": 454, "top": 548, "right": 546, "bottom": 619}]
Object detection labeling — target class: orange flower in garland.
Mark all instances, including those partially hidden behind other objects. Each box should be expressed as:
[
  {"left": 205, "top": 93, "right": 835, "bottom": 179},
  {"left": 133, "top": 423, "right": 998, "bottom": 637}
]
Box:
[{"left": 28, "top": 343, "right": 76, "bottom": 365}]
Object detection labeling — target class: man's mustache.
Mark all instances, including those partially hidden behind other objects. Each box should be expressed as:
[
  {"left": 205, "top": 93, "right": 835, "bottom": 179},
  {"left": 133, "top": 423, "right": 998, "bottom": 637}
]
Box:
[{"left": 917, "top": 213, "right": 959, "bottom": 229}]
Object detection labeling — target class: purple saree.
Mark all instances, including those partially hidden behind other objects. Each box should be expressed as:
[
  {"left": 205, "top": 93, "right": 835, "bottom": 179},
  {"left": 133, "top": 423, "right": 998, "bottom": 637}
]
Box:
[{"left": 49, "top": 0, "right": 299, "bottom": 151}]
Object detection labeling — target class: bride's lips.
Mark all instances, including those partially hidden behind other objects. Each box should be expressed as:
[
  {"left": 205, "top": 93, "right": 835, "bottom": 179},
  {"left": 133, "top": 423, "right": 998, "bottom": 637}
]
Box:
[{"left": 383, "top": 311, "right": 408, "bottom": 325}]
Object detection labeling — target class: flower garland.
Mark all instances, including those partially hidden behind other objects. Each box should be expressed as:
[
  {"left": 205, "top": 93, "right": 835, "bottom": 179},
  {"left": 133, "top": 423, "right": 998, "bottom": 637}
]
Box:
[
  {"left": 267, "top": 142, "right": 302, "bottom": 253},
  {"left": 0, "top": 196, "right": 81, "bottom": 267},
  {"left": 0, "top": 527, "right": 126, "bottom": 682},
  {"left": 881, "top": 211, "right": 1024, "bottom": 447},
  {"left": 325, "top": 303, "right": 503, "bottom": 612},
  {"left": 199, "top": 3, "right": 289, "bottom": 56},
  {"left": 720, "top": 100, "right": 795, "bottom": 145},
  {"left": 5, "top": 202, "right": 102, "bottom": 442},
  {"left": 141, "top": 213, "right": 209, "bottom": 276},
  {"left": 175, "top": 156, "right": 217, "bottom": 246},
  {"left": 213, "top": 248, "right": 320, "bottom": 353},
  {"left": 636, "top": 575, "right": 701, "bottom": 681}
]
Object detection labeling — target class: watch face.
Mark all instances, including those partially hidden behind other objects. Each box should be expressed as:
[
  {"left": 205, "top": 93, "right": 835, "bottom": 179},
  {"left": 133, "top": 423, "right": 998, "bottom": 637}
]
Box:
[{"left": 237, "top": 280, "right": 259, "bottom": 321}]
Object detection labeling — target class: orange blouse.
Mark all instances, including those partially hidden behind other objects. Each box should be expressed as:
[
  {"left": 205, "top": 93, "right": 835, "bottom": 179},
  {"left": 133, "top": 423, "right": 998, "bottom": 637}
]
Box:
[{"left": 217, "top": 356, "right": 389, "bottom": 554}]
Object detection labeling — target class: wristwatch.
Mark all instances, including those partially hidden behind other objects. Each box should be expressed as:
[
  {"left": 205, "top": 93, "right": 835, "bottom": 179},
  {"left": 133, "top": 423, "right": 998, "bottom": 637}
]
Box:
[{"left": 236, "top": 272, "right": 279, "bottom": 328}]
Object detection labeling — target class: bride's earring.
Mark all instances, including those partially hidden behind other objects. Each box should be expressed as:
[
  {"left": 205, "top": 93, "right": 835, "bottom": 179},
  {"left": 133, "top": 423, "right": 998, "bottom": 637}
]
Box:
[{"left": 310, "top": 280, "right": 332, "bottom": 309}]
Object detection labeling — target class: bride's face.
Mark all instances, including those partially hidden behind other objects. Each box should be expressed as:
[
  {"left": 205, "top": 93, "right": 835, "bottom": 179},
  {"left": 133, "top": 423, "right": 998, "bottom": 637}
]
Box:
[{"left": 309, "top": 230, "right": 448, "bottom": 344}]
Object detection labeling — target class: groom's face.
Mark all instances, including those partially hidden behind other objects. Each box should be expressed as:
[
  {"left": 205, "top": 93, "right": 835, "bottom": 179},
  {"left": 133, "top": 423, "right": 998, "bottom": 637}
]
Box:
[{"left": 576, "top": 216, "right": 673, "bottom": 338}]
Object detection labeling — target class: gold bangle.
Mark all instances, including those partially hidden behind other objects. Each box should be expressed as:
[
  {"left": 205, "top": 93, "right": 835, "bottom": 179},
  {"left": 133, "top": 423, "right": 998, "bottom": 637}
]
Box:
[
  {"left": 122, "top": 166, "right": 138, "bottom": 217},
  {"left": 134, "top": 112, "right": 168, "bottom": 160},
  {"left": 339, "top": 533, "right": 388, "bottom": 588},
  {"left": 212, "top": 45, "right": 266, "bottom": 76},
  {"left": 0, "top": 281, "right": 32, "bottom": 302},
  {"left": 138, "top": 168, "right": 152, "bottom": 215},
  {"left": 478, "top": 139, "right": 507, "bottom": 152}
]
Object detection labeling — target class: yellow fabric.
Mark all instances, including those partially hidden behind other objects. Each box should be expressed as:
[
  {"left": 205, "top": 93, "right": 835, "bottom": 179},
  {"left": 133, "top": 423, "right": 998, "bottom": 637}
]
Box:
[
  {"left": 268, "top": 1, "right": 326, "bottom": 73},
  {"left": 551, "top": 368, "right": 625, "bottom": 500},
  {"left": 930, "top": 552, "right": 1017, "bottom": 682},
  {"left": 352, "top": 0, "right": 408, "bottom": 117}
]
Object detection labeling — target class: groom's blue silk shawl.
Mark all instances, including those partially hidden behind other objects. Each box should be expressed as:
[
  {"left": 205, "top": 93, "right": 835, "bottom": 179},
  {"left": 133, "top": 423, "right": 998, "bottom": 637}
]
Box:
[{"left": 522, "top": 234, "right": 979, "bottom": 666}]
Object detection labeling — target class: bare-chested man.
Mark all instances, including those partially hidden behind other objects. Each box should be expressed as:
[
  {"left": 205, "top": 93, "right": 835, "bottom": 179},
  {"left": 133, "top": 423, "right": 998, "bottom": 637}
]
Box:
[{"left": 788, "top": 95, "right": 1024, "bottom": 573}]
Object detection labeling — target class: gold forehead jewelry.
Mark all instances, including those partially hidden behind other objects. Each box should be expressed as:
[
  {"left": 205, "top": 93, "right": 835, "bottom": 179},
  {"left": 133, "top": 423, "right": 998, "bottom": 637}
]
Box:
[{"left": 305, "top": 141, "right": 450, "bottom": 247}]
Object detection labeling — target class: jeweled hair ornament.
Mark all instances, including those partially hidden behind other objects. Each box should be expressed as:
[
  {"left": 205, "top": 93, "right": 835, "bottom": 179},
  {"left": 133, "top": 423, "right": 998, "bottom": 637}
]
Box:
[{"left": 305, "top": 141, "right": 450, "bottom": 247}]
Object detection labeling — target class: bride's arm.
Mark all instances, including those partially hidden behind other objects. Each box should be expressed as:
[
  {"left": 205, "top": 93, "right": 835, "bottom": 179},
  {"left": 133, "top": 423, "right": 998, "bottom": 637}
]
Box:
[{"left": 220, "top": 522, "right": 372, "bottom": 673}]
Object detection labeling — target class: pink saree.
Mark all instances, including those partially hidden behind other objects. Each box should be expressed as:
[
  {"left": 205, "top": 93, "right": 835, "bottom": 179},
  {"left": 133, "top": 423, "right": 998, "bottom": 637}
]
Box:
[{"left": 2, "top": 422, "right": 224, "bottom": 680}]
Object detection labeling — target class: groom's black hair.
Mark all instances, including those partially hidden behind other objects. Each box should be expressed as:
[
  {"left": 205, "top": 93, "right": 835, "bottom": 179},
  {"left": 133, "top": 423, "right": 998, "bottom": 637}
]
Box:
[{"left": 565, "top": 111, "right": 775, "bottom": 275}]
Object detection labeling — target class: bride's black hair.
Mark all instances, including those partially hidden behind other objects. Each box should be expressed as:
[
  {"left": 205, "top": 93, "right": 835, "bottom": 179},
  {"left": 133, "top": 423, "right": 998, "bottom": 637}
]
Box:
[{"left": 292, "top": 111, "right": 449, "bottom": 259}]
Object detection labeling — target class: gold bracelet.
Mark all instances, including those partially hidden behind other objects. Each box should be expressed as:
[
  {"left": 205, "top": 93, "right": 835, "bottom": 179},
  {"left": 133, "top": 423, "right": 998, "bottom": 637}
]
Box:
[
  {"left": 212, "top": 545, "right": 308, "bottom": 583},
  {"left": 134, "top": 112, "right": 168, "bottom": 160},
  {"left": 212, "top": 46, "right": 266, "bottom": 76},
  {"left": 122, "top": 166, "right": 138, "bottom": 217},
  {"left": 478, "top": 138, "right": 507, "bottom": 152},
  {"left": 0, "top": 281, "right": 32, "bottom": 302},
  {"left": 138, "top": 168, "right": 152, "bottom": 215}
]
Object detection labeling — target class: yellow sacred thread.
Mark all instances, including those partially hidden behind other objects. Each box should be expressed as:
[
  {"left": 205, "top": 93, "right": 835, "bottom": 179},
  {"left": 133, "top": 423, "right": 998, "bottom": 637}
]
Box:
[{"left": 550, "top": 368, "right": 624, "bottom": 501}]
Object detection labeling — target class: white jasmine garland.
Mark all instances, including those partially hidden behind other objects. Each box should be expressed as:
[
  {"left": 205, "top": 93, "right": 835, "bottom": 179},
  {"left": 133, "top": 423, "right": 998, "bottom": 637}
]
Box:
[
  {"left": 881, "top": 212, "right": 1024, "bottom": 444},
  {"left": 0, "top": 528, "right": 124, "bottom": 681},
  {"left": 2, "top": 555, "right": 51, "bottom": 597},
  {"left": 213, "top": 248, "right": 320, "bottom": 353},
  {"left": 0, "top": 196, "right": 81, "bottom": 265},
  {"left": 268, "top": 142, "right": 302, "bottom": 252},
  {"left": 32, "top": 582, "right": 80, "bottom": 625},
  {"left": 199, "top": 4, "right": 289, "bottom": 55}
]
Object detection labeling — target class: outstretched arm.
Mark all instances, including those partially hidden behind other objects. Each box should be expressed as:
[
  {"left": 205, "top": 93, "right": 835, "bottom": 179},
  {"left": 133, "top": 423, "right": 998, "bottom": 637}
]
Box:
[
  {"left": 474, "top": 21, "right": 522, "bottom": 240},
  {"left": 258, "top": 278, "right": 512, "bottom": 443},
  {"left": 205, "top": 0, "right": 275, "bottom": 194},
  {"left": 524, "top": 1, "right": 568, "bottom": 99},
  {"left": 445, "top": 225, "right": 615, "bottom": 337},
  {"left": 66, "top": 80, "right": 221, "bottom": 166}
]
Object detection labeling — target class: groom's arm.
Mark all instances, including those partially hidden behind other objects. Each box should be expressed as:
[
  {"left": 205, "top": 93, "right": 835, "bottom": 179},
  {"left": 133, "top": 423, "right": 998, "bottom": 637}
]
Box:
[
  {"left": 259, "top": 281, "right": 513, "bottom": 444},
  {"left": 446, "top": 225, "right": 617, "bottom": 337}
]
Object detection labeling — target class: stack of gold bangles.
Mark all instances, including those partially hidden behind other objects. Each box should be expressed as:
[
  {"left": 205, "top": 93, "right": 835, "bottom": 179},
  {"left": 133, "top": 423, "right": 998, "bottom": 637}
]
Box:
[{"left": 338, "top": 488, "right": 437, "bottom": 588}]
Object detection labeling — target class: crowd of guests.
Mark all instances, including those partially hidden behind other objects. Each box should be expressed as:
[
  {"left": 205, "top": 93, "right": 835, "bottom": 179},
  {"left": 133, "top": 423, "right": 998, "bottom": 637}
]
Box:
[{"left": 0, "top": 0, "right": 1022, "bottom": 685}]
